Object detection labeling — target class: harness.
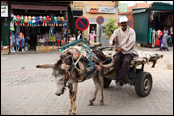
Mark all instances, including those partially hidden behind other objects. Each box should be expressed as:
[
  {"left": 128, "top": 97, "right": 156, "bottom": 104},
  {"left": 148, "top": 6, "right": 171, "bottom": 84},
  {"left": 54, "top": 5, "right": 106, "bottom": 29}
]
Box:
[{"left": 61, "top": 44, "right": 101, "bottom": 83}]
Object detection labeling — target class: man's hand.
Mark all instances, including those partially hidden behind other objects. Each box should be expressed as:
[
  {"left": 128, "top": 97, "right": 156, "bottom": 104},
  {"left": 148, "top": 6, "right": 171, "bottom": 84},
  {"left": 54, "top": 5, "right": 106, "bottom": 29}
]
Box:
[
  {"left": 112, "top": 36, "right": 117, "bottom": 45},
  {"left": 115, "top": 47, "right": 123, "bottom": 52}
]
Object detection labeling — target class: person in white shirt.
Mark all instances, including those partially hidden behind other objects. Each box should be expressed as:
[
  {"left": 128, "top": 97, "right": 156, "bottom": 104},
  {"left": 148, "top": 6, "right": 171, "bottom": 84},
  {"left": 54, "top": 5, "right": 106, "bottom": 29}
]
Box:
[
  {"left": 77, "top": 31, "right": 82, "bottom": 40},
  {"left": 101, "top": 16, "right": 138, "bottom": 87},
  {"left": 39, "top": 35, "right": 46, "bottom": 46}
]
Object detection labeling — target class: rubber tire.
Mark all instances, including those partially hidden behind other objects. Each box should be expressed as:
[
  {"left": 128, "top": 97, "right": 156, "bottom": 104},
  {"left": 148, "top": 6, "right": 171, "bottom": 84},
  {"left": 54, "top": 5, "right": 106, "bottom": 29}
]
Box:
[
  {"left": 103, "top": 77, "right": 112, "bottom": 88},
  {"left": 135, "top": 72, "right": 153, "bottom": 97}
]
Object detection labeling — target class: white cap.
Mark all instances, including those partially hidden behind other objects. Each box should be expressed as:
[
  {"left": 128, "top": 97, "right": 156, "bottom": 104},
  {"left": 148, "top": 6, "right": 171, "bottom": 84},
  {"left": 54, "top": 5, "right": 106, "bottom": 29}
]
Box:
[{"left": 119, "top": 16, "right": 128, "bottom": 23}]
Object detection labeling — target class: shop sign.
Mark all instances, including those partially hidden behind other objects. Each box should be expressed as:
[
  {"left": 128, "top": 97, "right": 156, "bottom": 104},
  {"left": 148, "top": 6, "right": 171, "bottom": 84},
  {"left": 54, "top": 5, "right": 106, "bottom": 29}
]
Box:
[
  {"left": 1, "top": 4, "right": 8, "bottom": 17},
  {"left": 98, "top": 7, "right": 116, "bottom": 13},
  {"left": 86, "top": 6, "right": 116, "bottom": 14},
  {"left": 74, "top": 2, "right": 84, "bottom": 8},
  {"left": 76, "top": 16, "right": 89, "bottom": 31}
]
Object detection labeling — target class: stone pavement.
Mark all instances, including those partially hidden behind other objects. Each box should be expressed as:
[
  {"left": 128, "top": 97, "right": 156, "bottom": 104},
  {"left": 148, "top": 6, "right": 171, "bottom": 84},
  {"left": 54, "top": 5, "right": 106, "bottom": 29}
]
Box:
[{"left": 1, "top": 46, "right": 173, "bottom": 115}]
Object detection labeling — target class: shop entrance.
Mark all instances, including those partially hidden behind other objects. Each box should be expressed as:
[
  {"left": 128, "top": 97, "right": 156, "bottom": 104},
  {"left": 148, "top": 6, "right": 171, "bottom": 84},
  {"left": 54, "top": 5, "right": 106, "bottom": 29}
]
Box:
[
  {"left": 30, "top": 34, "right": 37, "bottom": 50},
  {"left": 89, "top": 24, "right": 97, "bottom": 42},
  {"left": 10, "top": 9, "right": 68, "bottom": 51}
]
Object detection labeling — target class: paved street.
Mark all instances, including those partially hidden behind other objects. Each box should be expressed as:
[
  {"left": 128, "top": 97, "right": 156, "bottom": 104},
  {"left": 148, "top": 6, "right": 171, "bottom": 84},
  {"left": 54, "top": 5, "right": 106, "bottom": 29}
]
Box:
[{"left": 1, "top": 46, "right": 173, "bottom": 115}]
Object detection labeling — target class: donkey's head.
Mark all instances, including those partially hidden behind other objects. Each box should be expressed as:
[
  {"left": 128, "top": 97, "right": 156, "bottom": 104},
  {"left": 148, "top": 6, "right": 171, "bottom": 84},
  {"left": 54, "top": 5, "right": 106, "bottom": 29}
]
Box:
[
  {"left": 53, "top": 53, "right": 73, "bottom": 96},
  {"left": 36, "top": 53, "right": 73, "bottom": 96}
]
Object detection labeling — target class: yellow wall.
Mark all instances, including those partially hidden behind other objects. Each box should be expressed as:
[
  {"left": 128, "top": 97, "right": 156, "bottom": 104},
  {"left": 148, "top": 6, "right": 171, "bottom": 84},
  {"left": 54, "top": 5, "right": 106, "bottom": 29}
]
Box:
[{"left": 72, "top": 1, "right": 118, "bottom": 39}]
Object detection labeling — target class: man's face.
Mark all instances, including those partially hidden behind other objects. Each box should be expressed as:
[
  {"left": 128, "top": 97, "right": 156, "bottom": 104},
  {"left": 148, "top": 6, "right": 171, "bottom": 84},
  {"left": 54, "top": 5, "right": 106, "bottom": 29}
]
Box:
[{"left": 120, "top": 22, "right": 128, "bottom": 30}]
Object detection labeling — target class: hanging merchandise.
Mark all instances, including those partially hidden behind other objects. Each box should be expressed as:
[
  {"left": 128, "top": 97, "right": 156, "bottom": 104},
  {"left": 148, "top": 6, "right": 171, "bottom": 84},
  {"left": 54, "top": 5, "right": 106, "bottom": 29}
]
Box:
[
  {"left": 36, "top": 16, "right": 39, "bottom": 25},
  {"left": 28, "top": 15, "right": 32, "bottom": 26},
  {"left": 57, "top": 39, "right": 60, "bottom": 46},
  {"left": 148, "top": 28, "right": 152, "bottom": 44},
  {"left": 43, "top": 16, "right": 46, "bottom": 26},
  {"left": 10, "top": 21, "right": 15, "bottom": 31},
  {"left": 39, "top": 15, "right": 43, "bottom": 25},
  {"left": 32, "top": 16, "right": 36, "bottom": 26},
  {"left": 46, "top": 15, "right": 50, "bottom": 25},
  {"left": 20, "top": 15, "right": 24, "bottom": 26},
  {"left": 24, "top": 16, "right": 28, "bottom": 26},
  {"left": 152, "top": 29, "right": 156, "bottom": 48},
  {"left": 151, "top": 12, "right": 154, "bottom": 22},
  {"left": 156, "top": 30, "right": 162, "bottom": 40},
  {"left": 50, "top": 15, "right": 54, "bottom": 26},
  {"left": 10, "top": 10, "right": 14, "bottom": 18},
  {"left": 16, "top": 15, "right": 21, "bottom": 25},
  {"left": 18, "top": 32, "right": 24, "bottom": 39},
  {"left": 58, "top": 16, "right": 61, "bottom": 22},
  {"left": 171, "top": 27, "right": 173, "bottom": 35},
  {"left": 60, "top": 16, "right": 64, "bottom": 21},
  {"left": 54, "top": 16, "right": 58, "bottom": 25},
  {"left": 12, "top": 15, "right": 17, "bottom": 22}
]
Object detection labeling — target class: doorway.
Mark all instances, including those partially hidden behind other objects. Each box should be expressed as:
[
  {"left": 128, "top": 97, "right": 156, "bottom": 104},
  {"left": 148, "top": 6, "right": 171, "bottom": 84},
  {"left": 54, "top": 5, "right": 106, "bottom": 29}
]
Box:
[{"left": 89, "top": 24, "right": 98, "bottom": 42}]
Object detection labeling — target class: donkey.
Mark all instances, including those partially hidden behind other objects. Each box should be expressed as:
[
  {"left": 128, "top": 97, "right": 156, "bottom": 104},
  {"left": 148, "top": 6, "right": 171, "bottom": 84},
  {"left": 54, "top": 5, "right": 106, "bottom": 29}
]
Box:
[{"left": 36, "top": 49, "right": 106, "bottom": 115}]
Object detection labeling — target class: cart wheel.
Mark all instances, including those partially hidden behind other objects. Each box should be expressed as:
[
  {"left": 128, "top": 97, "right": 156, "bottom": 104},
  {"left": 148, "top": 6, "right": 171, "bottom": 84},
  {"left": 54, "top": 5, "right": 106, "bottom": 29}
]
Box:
[
  {"left": 135, "top": 72, "right": 153, "bottom": 97},
  {"left": 103, "top": 77, "right": 112, "bottom": 88}
]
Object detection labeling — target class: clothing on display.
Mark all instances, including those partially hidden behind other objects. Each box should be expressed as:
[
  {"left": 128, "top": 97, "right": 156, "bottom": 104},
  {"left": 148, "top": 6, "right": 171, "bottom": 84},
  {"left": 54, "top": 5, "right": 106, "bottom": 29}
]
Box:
[
  {"left": 10, "top": 11, "right": 68, "bottom": 49},
  {"left": 12, "top": 15, "right": 17, "bottom": 22},
  {"left": 148, "top": 11, "right": 173, "bottom": 47}
]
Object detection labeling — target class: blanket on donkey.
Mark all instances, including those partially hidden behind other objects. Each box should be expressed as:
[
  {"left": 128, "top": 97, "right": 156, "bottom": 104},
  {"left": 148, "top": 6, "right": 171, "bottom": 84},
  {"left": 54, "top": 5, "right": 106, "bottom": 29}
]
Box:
[{"left": 61, "top": 44, "right": 98, "bottom": 78}]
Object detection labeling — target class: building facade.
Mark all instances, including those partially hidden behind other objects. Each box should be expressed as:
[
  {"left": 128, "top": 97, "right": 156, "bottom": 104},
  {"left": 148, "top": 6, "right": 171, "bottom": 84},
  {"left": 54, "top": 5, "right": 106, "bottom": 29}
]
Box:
[
  {"left": 71, "top": 1, "right": 118, "bottom": 45},
  {"left": 118, "top": 3, "right": 151, "bottom": 28}
]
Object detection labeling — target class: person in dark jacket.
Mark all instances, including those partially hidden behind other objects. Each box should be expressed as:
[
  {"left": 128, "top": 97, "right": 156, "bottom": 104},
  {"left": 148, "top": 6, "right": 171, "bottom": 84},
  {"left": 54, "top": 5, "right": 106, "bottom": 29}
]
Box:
[{"left": 161, "top": 30, "right": 169, "bottom": 51}]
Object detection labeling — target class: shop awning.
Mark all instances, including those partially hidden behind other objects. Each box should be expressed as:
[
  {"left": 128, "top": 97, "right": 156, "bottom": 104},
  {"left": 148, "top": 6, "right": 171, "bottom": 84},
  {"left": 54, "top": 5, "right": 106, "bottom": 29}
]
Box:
[
  {"left": 132, "top": 9, "right": 147, "bottom": 14},
  {"left": 67, "top": 5, "right": 77, "bottom": 35},
  {"left": 11, "top": 4, "right": 68, "bottom": 11},
  {"left": 151, "top": 2, "right": 173, "bottom": 11}
]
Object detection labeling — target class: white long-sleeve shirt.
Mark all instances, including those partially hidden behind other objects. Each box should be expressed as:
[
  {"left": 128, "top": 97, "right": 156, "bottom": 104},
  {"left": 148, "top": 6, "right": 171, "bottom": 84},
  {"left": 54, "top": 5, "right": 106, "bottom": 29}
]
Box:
[{"left": 109, "top": 26, "right": 138, "bottom": 57}]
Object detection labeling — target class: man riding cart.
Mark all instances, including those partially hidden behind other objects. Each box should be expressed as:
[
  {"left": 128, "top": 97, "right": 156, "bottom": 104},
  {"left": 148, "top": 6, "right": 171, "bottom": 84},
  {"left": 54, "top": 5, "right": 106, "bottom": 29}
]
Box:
[{"left": 98, "top": 16, "right": 163, "bottom": 97}]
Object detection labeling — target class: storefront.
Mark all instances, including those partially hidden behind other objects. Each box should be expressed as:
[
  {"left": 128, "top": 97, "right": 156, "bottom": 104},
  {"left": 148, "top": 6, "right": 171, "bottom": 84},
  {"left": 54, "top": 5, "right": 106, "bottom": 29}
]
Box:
[
  {"left": 133, "top": 2, "right": 173, "bottom": 47},
  {"left": 1, "top": 1, "right": 76, "bottom": 53}
]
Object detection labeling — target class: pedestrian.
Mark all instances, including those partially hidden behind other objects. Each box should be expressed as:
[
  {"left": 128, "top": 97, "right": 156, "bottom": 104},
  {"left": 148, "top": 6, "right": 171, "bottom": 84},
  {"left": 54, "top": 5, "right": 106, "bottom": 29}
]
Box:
[
  {"left": 105, "top": 16, "right": 138, "bottom": 87},
  {"left": 89, "top": 31, "right": 98, "bottom": 44},
  {"left": 161, "top": 30, "right": 169, "bottom": 51},
  {"left": 77, "top": 31, "right": 82, "bottom": 40}
]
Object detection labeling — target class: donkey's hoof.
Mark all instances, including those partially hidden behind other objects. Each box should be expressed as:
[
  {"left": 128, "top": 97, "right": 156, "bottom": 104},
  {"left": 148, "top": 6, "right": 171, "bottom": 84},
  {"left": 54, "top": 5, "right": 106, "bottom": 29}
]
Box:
[
  {"left": 71, "top": 113, "right": 76, "bottom": 115},
  {"left": 68, "top": 110, "right": 72, "bottom": 115},
  {"left": 100, "top": 101, "right": 104, "bottom": 106},
  {"left": 88, "top": 102, "right": 93, "bottom": 106}
]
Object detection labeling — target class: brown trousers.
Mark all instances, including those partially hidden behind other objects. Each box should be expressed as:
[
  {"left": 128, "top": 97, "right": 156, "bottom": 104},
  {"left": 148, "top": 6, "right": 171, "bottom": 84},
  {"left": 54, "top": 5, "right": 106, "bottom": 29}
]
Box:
[{"left": 113, "top": 52, "right": 133, "bottom": 83}]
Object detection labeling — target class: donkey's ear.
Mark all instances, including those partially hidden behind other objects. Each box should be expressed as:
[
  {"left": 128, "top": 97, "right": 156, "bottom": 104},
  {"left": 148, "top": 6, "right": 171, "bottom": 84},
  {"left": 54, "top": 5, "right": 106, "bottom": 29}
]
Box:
[{"left": 54, "top": 60, "right": 62, "bottom": 69}]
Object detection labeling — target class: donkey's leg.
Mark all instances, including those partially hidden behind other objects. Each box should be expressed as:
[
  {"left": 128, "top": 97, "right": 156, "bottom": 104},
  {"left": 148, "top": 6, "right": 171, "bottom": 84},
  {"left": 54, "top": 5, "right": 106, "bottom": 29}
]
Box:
[
  {"left": 68, "top": 84, "right": 73, "bottom": 115},
  {"left": 89, "top": 73, "right": 100, "bottom": 106},
  {"left": 71, "top": 82, "right": 78, "bottom": 115},
  {"left": 68, "top": 82, "right": 78, "bottom": 115},
  {"left": 98, "top": 70, "right": 104, "bottom": 106}
]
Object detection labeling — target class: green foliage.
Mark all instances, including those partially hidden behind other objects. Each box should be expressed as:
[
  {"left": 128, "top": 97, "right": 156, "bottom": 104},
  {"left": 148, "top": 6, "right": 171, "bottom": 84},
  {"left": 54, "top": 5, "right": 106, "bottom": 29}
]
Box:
[{"left": 103, "top": 18, "right": 119, "bottom": 39}]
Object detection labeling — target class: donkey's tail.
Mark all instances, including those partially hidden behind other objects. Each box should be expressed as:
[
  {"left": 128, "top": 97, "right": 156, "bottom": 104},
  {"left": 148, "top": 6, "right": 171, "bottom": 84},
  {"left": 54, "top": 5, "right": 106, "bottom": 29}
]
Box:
[{"left": 36, "top": 64, "right": 55, "bottom": 69}]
